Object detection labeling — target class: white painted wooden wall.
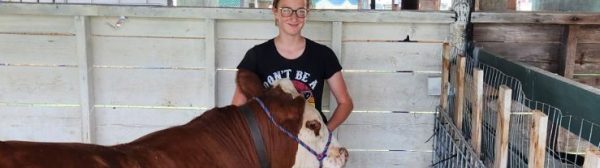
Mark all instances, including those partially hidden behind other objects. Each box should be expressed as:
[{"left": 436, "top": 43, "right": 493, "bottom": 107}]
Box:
[{"left": 0, "top": 3, "right": 453, "bottom": 167}]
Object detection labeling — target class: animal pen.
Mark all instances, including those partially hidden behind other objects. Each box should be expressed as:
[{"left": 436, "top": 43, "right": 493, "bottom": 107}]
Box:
[
  {"left": 435, "top": 47, "right": 600, "bottom": 168},
  {"left": 433, "top": 2, "right": 600, "bottom": 168},
  {"left": 1, "top": 0, "right": 600, "bottom": 168}
]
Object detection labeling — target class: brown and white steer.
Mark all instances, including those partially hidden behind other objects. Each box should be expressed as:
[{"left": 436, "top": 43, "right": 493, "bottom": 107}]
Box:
[{"left": 0, "top": 69, "right": 347, "bottom": 168}]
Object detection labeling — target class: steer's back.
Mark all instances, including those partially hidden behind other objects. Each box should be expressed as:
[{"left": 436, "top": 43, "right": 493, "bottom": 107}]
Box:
[
  {"left": 112, "top": 105, "right": 260, "bottom": 168},
  {"left": 0, "top": 141, "right": 137, "bottom": 168},
  {"left": 0, "top": 106, "right": 258, "bottom": 168}
]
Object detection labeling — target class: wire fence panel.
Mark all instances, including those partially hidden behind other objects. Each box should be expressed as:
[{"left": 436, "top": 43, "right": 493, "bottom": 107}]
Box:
[
  {"left": 433, "top": 107, "right": 486, "bottom": 168},
  {"left": 438, "top": 48, "right": 600, "bottom": 168},
  {"left": 437, "top": 0, "right": 600, "bottom": 165}
]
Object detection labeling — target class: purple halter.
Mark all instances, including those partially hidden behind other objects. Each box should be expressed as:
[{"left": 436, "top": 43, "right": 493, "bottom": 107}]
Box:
[{"left": 253, "top": 97, "right": 333, "bottom": 168}]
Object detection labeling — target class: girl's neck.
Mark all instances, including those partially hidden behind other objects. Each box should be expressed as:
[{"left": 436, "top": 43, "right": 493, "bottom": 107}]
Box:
[
  {"left": 274, "top": 35, "right": 305, "bottom": 46},
  {"left": 274, "top": 35, "right": 306, "bottom": 60}
]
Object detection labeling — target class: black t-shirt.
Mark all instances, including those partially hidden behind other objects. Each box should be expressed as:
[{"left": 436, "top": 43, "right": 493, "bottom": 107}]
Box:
[{"left": 237, "top": 38, "right": 342, "bottom": 122}]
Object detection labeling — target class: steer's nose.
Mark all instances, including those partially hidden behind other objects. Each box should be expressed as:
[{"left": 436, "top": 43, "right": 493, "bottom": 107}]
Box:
[{"left": 339, "top": 147, "right": 349, "bottom": 161}]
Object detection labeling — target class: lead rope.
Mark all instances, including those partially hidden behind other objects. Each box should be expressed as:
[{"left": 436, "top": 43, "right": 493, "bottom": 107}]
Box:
[{"left": 253, "top": 97, "right": 333, "bottom": 168}]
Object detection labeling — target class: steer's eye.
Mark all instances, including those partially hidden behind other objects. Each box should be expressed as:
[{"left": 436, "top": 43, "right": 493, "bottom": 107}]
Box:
[{"left": 305, "top": 120, "right": 322, "bottom": 136}]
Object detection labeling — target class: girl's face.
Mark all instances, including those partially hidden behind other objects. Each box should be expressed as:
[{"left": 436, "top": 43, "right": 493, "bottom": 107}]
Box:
[{"left": 273, "top": 0, "right": 308, "bottom": 36}]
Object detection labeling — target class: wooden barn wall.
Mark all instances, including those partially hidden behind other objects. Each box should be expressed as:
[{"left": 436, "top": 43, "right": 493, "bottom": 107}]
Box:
[
  {"left": 0, "top": 3, "right": 453, "bottom": 167},
  {"left": 471, "top": 12, "right": 600, "bottom": 89},
  {"left": 473, "top": 23, "right": 563, "bottom": 72},
  {"left": 574, "top": 25, "right": 600, "bottom": 88}
]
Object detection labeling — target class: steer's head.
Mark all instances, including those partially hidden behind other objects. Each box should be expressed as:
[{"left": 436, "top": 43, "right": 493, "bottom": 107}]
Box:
[
  {"left": 294, "top": 102, "right": 349, "bottom": 168},
  {"left": 236, "top": 69, "right": 348, "bottom": 168},
  {"left": 236, "top": 69, "right": 305, "bottom": 129}
]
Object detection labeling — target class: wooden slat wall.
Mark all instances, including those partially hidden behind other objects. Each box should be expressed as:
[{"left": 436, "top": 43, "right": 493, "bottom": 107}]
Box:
[
  {"left": 574, "top": 25, "right": 600, "bottom": 87},
  {"left": 334, "top": 22, "right": 446, "bottom": 167},
  {"left": 0, "top": 4, "right": 454, "bottom": 167},
  {"left": 0, "top": 14, "right": 81, "bottom": 142},
  {"left": 473, "top": 23, "right": 563, "bottom": 73},
  {"left": 471, "top": 12, "right": 600, "bottom": 89},
  {"left": 89, "top": 17, "right": 210, "bottom": 145}
]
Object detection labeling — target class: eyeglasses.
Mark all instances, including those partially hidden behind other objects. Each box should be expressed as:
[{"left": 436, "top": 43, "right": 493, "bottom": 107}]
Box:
[{"left": 278, "top": 7, "right": 308, "bottom": 18}]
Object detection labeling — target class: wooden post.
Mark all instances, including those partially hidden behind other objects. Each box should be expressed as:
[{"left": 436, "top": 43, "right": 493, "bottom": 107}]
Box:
[
  {"left": 560, "top": 25, "right": 578, "bottom": 79},
  {"left": 474, "top": 0, "right": 480, "bottom": 11},
  {"left": 75, "top": 15, "right": 95, "bottom": 144},
  {"left": 331, "top": 22, "right": 343, "bottom": 60},
  {"left": 454, "top": 56, "right": 466, "bottom": 130},
  {"left": 440, "top": 43, "right": 450, "bottom": 112},
  {"left": 584, "top": 149, "right": 600, "bottom": 168},
  {"left": 205, "top": 19, "right": 216, "bottom": 107},
  {"left": 507, "top": 0, "right": 516, "bottom": 10},
  {"left": 528, "top": 110, "right": 548, "bottom": 168},
  {"left": 470, "top": 68, "right": 484, "bottom": 156},
  {"left": 329, "top": 21, "right": 343, "bottom": 113},
  {"left": 494, "top": 85, "right": 512, "bottom": 168}
]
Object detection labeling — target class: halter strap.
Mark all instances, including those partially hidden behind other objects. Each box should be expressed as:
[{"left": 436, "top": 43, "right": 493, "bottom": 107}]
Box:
[
  {"left": 253, "top": 97, "right": 333, "bottom": 168},
  {"left": 240, "top": 105, "right": 269, "bottom": 168}
]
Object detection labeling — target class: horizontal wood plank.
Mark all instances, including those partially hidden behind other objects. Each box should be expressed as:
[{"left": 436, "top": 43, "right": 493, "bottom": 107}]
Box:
[
  {"left": 343, "top": 42, "right": 442, "bottom": 71},
  {"left": 345, "top": 73, "right": 438, "bottom": 112},
  {"left": 334, "top": 113, "right": 434, "bottom": 150},
  {"left": 574, "top": 44, "right": 600, "bottom": 73},
  {"left": 473, "top": 24, "right": 564, "bottom": 42},
  {"left": 0, "top": 67, "right": 80, "bottom": 103},
  {"left": 476, "top": 42, "right": 559, "bottom": 72},
  {"left": 216, "top": 70, "right": 236, "bottom": 107},
  {"left": 343, "top": 22, "right": 449, "bottom": 41},
  {"left": 573, "top": 76, "right": 600, "bottom": 89},
  {"left": 217, "top": 20, "right": 331, "bottom": 41},
  {"left": 0, "top": 106, "right": 81, "bottom": 142},
  {"left": 471, "top": 12, "right": 600, "bottom": 25},
  {"left": 95, "top": 108, "right": 204, "bottom": 145},
  {"left": 216, "top": 39, "right": 332, "bottom": 69},
  {"left": 216, "top": 20, "right": 276, "bottom": 39},
  {"left": 0, "top": 14, "right": 74, "bottom": 34},
  {"left": 577, "top": 25, "right": 600, "bottom": 43},
  {"left": 346, "top": 151, "right": 431, "bottom": 168},
  {"left": 216, "top": 39, "right": 263, "bottom": 69},
  {"left": 557, "top": 126, "right": 600, "bottom": 153},
  {"left": 90, "top": 16, "right": 205, "bottom": 38},
  {"left": 92, "top": 36, "right": 206, "bottom": 67},
  {"left": 94, "top": 68, "right": 209, "bottom": 107},
  {"left": 0, "top": 34, "right": 77, "bottom": 65}
]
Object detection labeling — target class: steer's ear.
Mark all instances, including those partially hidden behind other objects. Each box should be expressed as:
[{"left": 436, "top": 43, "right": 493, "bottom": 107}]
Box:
[{"left": 236, "top": 69, "right": 266, "bottom": 98}]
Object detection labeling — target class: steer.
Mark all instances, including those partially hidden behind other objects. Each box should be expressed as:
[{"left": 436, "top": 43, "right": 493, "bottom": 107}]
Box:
[{"left": 0, "top": 69, "right": 347, "bottom": 168}]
